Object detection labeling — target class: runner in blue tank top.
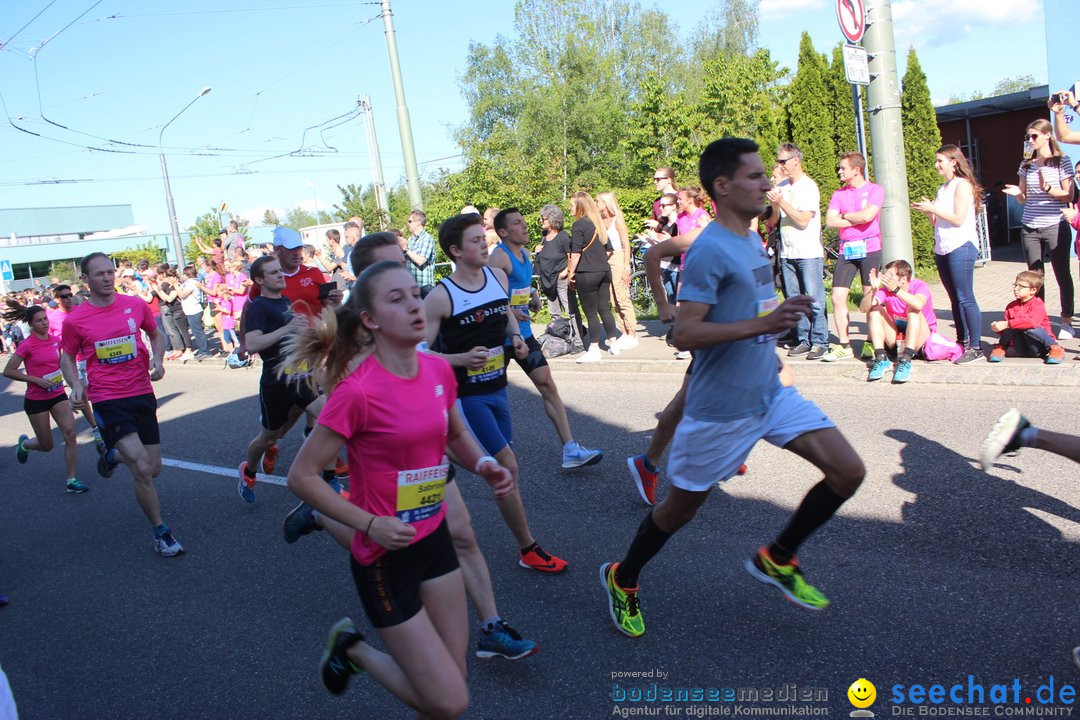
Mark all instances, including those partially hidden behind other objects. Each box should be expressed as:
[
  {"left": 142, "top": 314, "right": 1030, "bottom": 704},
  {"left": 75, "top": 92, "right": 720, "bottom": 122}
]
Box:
[
  {"left": 424, "top": 212, "right": 570, "bottom": 575},
  {"left": 489, "top": 208, "right": 604, "bottom": 470}
]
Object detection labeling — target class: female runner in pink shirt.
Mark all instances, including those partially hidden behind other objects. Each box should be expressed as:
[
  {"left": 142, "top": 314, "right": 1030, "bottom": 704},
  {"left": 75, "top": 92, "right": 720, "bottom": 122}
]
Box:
[
  {"left": 3, "top": 303, "right": 87, "bottom": 493},
  {"left": 285, "top": 260, "right": 512, "bottom": 718}
]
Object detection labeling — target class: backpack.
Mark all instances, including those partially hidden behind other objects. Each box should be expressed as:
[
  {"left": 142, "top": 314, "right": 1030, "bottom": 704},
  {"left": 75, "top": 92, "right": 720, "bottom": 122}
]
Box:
[
  {"left": 545, "top": 317, "right": 572, "bottom": 340},
  {"left": 224, "top": 348, "right": 253, "bottom": 369},
  {"left": 538, "top": 333, "right": 583, "bottom": 359}
]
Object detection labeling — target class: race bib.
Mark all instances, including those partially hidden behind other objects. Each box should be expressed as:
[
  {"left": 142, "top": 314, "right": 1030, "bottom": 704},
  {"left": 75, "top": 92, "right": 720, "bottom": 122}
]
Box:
[
  {"left": 283, "top": 359, "right": 311, "bottom": 378},
  {"left": 509, "top": 287, "right": 531, "bottom": 307},
  {"left": 466, "top": 347, "right": 505, "bottom": 381},
  {"left": 755, "top": 297, "right": 780, "bottom": 344},
  {"left": 94, "top": 335, "right": 137, "bottom": 364},
  {"left": 842, "top": 239, "right": 867, "bottom": 261},
  {"left": 43, "top": 369, "right": 64, "bottom": 393},
  {"left": 396, "top": 463, "right": 449, "bottom": 523}
]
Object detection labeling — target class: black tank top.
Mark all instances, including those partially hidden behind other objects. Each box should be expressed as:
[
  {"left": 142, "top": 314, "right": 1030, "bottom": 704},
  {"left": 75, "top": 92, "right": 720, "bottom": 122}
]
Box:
[{"left": 437, "top": 267, "right": 510, "bottom": 397}]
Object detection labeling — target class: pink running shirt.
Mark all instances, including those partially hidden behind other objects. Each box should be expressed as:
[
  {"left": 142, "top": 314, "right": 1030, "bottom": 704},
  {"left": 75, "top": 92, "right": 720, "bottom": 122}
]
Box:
[
  {"left": 827, "top": 182, "right": 885, "bottom": 252},
  {"left": 318, "top": 352, "right": 458, "bottom": 566},
  {"left": 61, "top": 294, "right": 155, "bottom": 402},
  {"left": 15, "top": 334, "right": 65, "bottom": 401},
  {"left": 873, "top": 278, "right": 938, "bottom": 333}
]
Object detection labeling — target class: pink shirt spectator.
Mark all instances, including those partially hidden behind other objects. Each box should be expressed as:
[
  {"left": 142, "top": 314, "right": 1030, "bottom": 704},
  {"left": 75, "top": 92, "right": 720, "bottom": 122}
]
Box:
[
  {"left": 318, "top": 352, "right": 458, "bottom": 566},
  {"left": 874, "top": 278, "right": 937, "bottom": 333},
  {"left": 16, "top": 334, "right": 65, "bottom": 401},
  {"left": 828, "top": 182, "right": 885, "bottom": 252},
  {"left": 224, "top": 271, "right": 250, "bottom": 316},
  {"left": 61, "top": 294, "right": 155, "bottom": 403},
  {"left": 675, "top": 208, "right": 710, "bottom": 236},
  {"left": 204, "top": 270, "right": 223, "bottom": 302}
]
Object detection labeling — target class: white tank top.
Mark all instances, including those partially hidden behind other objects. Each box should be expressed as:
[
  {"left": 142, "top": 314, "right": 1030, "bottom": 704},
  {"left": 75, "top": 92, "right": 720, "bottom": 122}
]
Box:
[{"left": 933, "top": 178, "right": 977, "bottom": 255}]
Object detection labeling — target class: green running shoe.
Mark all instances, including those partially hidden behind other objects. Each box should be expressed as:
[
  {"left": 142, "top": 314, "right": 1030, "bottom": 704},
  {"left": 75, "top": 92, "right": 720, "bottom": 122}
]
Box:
[
  {"left": 16, "top": 434, "right": 29, "bottom": 464},
  {"left": 600, "top": 562, "right": 644, "bottom": 638},
  {"left": 66, "top": 478, "right": 89, "bottom": 494},
  {"left": 744, "top": 547, "right": 830, "bottom": 611}
]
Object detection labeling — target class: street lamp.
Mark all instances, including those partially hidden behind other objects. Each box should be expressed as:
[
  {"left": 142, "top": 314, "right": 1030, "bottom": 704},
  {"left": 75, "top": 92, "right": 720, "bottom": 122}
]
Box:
[{"left": 159, "top": 86, "right": 211, "bottom": 267}]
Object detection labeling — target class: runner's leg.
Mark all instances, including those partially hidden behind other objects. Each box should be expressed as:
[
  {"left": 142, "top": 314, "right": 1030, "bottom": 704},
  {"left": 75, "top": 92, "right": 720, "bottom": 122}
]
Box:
[
  {"left": 24, "top": 411, "right": 55, "bottom": 453},
  {"left": 113, "top": 434, "right": 163, "bottom": 526},
  {"left": 49, "top": 400, "right": 79, "bottom": 479}
]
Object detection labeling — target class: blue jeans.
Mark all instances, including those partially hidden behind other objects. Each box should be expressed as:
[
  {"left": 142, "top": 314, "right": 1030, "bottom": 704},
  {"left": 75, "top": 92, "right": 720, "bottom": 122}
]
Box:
[
  {"left": 185, "top": 312, "right": 209, "bottom": 354},
  {"left": 934, "top": 243, "right": 982, "bottom": 350},
  {"left": 779, "top": 256, "right": 828, "bottom": 346},
  {"left": 998, "top": 327, "right": 1055, "bottom": 357}
]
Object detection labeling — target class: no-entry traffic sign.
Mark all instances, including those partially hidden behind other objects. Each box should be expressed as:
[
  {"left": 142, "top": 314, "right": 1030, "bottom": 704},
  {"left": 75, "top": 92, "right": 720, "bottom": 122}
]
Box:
[{"left": 837, "top": 0, "right": 866, "bottom": 44}]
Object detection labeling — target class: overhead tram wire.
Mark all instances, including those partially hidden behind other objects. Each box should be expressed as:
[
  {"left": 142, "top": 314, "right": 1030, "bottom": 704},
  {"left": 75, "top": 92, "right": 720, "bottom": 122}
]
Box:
[{"left": 0, "top": 0, "right": 59, "bottom": 51}]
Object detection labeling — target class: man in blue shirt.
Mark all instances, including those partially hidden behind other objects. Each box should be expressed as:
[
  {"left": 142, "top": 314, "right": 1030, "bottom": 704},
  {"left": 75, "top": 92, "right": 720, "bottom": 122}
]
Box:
[
  {"left": 402, "top": 210, "right": 437, "bottom": 297},
  {"left": 489, "top": 208, "right": 603, "bottom": 470},
  {"left": 600, "top": 138, "right": 865, "bottom": 638}
]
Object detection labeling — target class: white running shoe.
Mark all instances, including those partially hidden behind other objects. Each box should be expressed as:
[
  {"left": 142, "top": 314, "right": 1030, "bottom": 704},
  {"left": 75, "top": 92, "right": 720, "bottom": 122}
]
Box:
[
  {"left": 576, "top": 346, "right": 602, "bottom": 363},
  {"left": 1057, "top": 325, "right": 1075, "bottom": 340},
  {"left": 618, "top": 335, "right": 639, "bottom": 350}
]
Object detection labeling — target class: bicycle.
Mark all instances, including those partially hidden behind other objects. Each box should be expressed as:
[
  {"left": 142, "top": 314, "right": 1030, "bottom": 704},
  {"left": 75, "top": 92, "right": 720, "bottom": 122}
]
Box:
[{"left": 628, "top": 238, "right": 657, "bottom": 316}]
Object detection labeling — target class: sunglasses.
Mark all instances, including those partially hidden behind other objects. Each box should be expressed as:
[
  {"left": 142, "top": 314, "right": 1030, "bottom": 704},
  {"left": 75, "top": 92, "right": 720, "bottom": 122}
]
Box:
[
  {"left": 56, "top": 293, "right": 73, "bottom": 299},
  {"left": 776, "top": 157, "right": 796, "bottom": 165},
  {"left": 1026, "top": 134, "right": 1040, "bottom": 141},
  {"left": 653, "top": 176, "right": 667, "bottom": 181},
  {"left": 660, "top": 202, "right": 675, "bottom": 208}
]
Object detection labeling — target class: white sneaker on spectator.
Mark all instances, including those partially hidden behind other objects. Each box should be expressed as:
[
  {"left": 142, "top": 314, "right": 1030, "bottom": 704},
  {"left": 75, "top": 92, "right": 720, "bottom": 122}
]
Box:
[
  {"left": 576, "top": 346, "right": 602, "bottom": 363},
  {"left": 674, "top": 350, "right": 691, "bottom": 360},
  {"left": 1058, "top": 325, "right": 1075, "bottom": 340},
  {"left": 618, "top": 335, "right": 639, "bottom": 350}
]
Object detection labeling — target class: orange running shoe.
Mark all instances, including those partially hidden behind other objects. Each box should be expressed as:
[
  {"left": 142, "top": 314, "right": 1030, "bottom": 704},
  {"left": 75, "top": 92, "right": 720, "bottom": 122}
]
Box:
[
  {"left": 519, "top": 544, "right": 568, "bottom": 574},
  {"left": 262, "top": 444, "right": 280, "bottom": 474},
  {"left": 335, "top": 457, "right": 349, "bottom": 478}
]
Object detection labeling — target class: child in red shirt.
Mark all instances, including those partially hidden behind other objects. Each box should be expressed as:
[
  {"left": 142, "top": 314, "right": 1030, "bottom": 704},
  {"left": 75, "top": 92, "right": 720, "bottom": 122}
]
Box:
[{"left": 989, "top": 270, "right": 1065, "bottom": 363}]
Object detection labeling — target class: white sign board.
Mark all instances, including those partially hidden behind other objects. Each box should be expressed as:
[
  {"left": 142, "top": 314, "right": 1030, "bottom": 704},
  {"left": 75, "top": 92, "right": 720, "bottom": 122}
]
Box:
[
  {"left": 843, "top": 44, "right": 870, "bottom": 85},
  {"left": 837, "top": 0, "right": 866, "bottom": 44}
]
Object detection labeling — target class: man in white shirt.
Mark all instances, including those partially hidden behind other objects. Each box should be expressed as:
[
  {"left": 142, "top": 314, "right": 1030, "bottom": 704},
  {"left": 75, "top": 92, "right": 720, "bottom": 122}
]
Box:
[{"left": 766, "top": 143, "right": 828, "bottom": 359}]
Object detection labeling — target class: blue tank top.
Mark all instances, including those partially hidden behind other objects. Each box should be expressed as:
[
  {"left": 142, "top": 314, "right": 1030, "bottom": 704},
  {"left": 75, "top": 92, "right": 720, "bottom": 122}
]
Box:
[{"left": 493, "top": 243, "right": 534, "bottom": 339}]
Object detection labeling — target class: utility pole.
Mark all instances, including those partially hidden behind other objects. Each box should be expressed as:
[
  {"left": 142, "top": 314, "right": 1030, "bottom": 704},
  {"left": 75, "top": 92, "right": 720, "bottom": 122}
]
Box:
[
  {"left": 359, "top": 95, "right": 390, "bottom": 227},
  {"left": 863, "top": 0, "right": 913, "bottom": 265},
  {"left": 380, "top": 0, "right": 423, "bottom": 211}
]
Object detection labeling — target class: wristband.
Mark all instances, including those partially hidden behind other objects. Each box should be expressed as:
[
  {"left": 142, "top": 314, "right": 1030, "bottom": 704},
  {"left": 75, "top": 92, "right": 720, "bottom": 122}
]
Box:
[
  {"left": 510, "top": 333, "right": 522, "bottom": 341},
  {"left": 475, "top": 455, "right": 497, "bottom": 473},
  {"left": 365, "top": 515, "right": 376, "bottom": 535}
]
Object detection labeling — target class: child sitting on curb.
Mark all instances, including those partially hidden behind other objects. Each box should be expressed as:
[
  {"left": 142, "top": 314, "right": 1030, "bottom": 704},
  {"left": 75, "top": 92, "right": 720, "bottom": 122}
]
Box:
[
  {"left": 862, "top": 260, "right": 936, "bottom": 384},
  {"left": 989, "top": 270, "right": 1065, "bottom": 364}
]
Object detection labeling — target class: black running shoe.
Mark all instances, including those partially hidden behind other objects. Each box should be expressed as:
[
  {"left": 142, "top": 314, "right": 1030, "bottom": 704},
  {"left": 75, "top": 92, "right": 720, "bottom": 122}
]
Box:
[{"left": 320, "top": 617, "right": 364, "bottom": 695}]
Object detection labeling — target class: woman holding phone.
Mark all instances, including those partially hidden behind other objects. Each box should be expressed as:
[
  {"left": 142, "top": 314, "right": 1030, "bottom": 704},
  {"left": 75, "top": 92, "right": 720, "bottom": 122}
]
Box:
[{"left": 1004, "top": 119, "right": 1076, "bottom": 338}]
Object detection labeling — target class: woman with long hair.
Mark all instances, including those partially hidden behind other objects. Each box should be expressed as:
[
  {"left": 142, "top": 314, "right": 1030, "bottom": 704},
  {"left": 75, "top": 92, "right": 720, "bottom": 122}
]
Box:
[
  {"left": 284, "top": 261, "right": 513, "bottom": 718},
  {"left": 912, "top": 144, "right": 985, "bottom": 363},
  {"left": 1004, "top": 118, "right": 1076, "bottom": 338},
  {"left": 567, "top": 191, "right": 621, "bottom": 362},
  {"left": 2, "top": 301, "right": 87, "bottom": 494},
  {"left": 151, "top": 264, "right": 191, "bottom": 360},
  {"left": 596, "top": 191, "right": 638, "bottom": 350}
]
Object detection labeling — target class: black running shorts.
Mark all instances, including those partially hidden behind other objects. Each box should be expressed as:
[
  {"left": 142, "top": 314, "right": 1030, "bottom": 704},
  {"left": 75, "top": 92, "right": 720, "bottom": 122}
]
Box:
[
  {"left": 24, "top": 393, "right": 67, "bottom": 416},
  {"left": 93, "top": 393, "right": 160, "bottom": 447},
  {"left": 350, "top": 520, "right": 459, "bottom": 629},
  {"left": 259, "top": 381, "right": 319, "bottom": 431}
]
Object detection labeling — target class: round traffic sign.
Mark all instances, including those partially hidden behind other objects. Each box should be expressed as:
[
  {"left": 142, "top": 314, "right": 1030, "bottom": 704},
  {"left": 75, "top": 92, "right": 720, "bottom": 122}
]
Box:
[{"left": 836, "top": 0, "right": 866, "bottom": 44}]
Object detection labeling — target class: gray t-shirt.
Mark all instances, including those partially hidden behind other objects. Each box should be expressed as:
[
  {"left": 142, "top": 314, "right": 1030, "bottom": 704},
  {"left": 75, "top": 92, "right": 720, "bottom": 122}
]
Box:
[{"left": 678, "top": 222, "right": 781, "bottom": 423}]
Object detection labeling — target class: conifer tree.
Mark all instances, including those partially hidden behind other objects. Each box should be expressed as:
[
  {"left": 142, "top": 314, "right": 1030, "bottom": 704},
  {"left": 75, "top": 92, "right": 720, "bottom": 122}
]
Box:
[
  {"left": 786, "top": 33, "right": 835, "bottom": 209},
  {"left": 901, "top": 47, "right": 944, "bottom": 271}
]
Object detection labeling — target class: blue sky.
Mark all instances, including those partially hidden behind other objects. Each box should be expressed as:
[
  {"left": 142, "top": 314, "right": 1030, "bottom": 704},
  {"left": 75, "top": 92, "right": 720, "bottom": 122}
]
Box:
[{"left": 0, "top": 0, "right": 1051, "bottom": 235}]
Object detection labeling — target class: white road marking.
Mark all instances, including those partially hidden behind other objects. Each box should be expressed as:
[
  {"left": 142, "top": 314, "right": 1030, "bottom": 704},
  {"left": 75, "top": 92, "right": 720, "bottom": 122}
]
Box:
[{"left": 161, "top": 457, "right": 288, "bottom": 487}]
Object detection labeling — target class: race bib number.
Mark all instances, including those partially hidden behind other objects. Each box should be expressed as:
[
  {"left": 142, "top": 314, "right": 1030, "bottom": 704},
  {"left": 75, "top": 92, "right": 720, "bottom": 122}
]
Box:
[
  {"left": 396, "top": 464, "right": 449, "bottom": 523},
  {"left": 842, "top": 239, "right": 867, "bottom": 261},
  {"left": 283, "top": 359, "right": 311, "bottom": 378},
  {"left": 43, "top": 369, "right": 64, "bottom": 393},
  {"left": 466, "top": 347, "right": 505, "bottom": 381},
  {"left": 509, "top": 287, "right": 531, "bottom": 307},
  {"left": 755, "top": 297, "right": 780, "bottom": 344},
  {"left": 94, "top": 335, "right": 137, "bottom": 364}
]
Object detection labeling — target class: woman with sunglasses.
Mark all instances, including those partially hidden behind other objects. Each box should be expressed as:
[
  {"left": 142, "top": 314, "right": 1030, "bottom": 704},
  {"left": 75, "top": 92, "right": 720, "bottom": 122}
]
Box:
[
  {"left": 1004, "top": 119, "right": 1075, "bottom": 339},
  {"left": 3, "top": 301, "right": 88, "bottom": 494}
]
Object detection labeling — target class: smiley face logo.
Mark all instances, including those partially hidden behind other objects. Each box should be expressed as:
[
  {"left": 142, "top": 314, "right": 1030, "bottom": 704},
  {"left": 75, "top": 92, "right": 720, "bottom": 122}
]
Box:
[{"left": 848, "top": 679, "right": 876, "bottom": 709}]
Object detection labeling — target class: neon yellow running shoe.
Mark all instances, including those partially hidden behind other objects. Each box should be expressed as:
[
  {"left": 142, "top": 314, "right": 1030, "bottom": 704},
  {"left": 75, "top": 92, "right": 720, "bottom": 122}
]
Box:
[
  {"left": 600, "top": 562, "right": 645, "bottom": 637},
  {"left": 744, "top": 547, "right": 830, "bottom": 611}
]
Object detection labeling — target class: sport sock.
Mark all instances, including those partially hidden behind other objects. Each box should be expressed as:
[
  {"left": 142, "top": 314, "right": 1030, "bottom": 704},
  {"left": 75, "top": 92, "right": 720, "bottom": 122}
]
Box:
[
  {"left": 1018, "top": 426, "right": 1039, "bottom": 448},
  {"left": 642, "top": 456, "right": 658, "bottom": 473},
  {"left": 874, "top": 349, "right": 887, "bottom": 361},
  {"left": 773, "top": 480, "right": 846, "bottom": 559},
  {"left": 481, "top": 616, "right": 502, "bottom": 632},
  {"left": 900, "top": 347, "right": 915, "bottom": 361},
  {"left": 615, "top": 510, "right": 672, "bottom": 588},
  {"left": 243, "top": 464, "right": 257, "bottom": 479},
  {"left": 152, "top": 523, "right": 168, "bottom": 539},
  {"left": 322, "top": 470, "right": 336, "bottom": 483}
]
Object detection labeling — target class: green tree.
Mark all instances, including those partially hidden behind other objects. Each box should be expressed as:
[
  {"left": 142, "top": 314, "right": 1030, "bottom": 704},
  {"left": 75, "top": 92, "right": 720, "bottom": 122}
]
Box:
[
  {"left": 185, "top": 207, "right": 225, "bottom": 262},
  {"left": 901, "top": 47, "right": 943, "bottom": 271},
  {"left": 262, "top": 209, "right": 281, "bottom": 225},
  {"left": 112, "top": 241, "right": 166, "bottom": 266},
  {"left": 786, "top": 34, "right": 835, "bottom": 209},
  {"left": 828, "top": 44, "right": 858, "bottom": 158},
  {"left": 334, "top": 183, "right": 390, "bottom": 229}
]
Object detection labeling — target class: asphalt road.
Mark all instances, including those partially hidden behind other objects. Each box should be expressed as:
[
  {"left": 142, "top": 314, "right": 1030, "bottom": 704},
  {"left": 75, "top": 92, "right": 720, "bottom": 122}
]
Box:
[{"left": 1, "top": 359, "right": 1078, "bottom": 720}]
